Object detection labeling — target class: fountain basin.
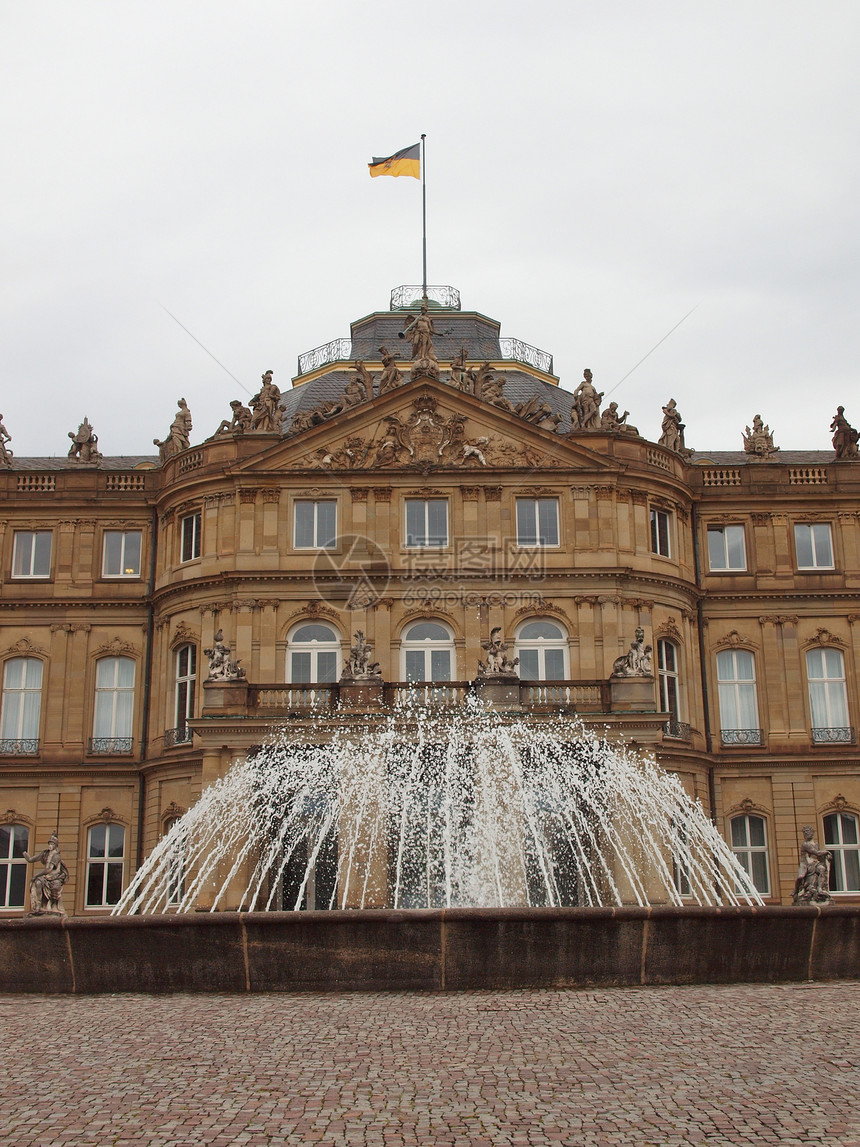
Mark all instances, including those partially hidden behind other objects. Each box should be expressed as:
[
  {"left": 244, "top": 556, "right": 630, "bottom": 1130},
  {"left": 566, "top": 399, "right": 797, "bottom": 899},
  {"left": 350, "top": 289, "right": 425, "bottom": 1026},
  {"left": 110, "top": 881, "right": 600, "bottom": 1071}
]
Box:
[{"left": 2, "top": 904, "right": 858, "bottom": 994}]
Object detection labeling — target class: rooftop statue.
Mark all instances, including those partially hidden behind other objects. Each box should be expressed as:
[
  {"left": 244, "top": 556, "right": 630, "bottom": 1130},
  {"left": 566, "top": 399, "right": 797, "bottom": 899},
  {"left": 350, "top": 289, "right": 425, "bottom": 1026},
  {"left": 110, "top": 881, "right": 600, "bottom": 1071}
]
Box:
[
  {"left": 570, "top": 369, "right": 604, "bottom": 431},
  {"left": 250, "top": 371, "right": 282, "bottom": 433},
  {"left": 67, "top": 417, "right": 102, "bottom": 463},
  {"left": 449, "top": 346, "right": 469, "bottom": 391},
  {"left": 477, "top": 627, "right": 520, "bottom": 679},
  {"left": 213, "top": 399, "right": 252, "bottom": 437},
  {"left": 378, "top": 346, "right": 403, "bottom": 394},
  {"left": 600, "top": 401, "right": 639, "bottom": 436},
  {"left": 611, "top": 627, "right": 653, "bottom": 678},
  {"left": 204, "top": 629, "right": 246, "bottom": 683},
  {"left": 399, "top": 299, "right": 439, "bottom": 380},
  {"left": 154, "top": 398, "right": 192, "bottom": 461},
  {"left": 517, "top": 394, "right": 563, "bottom": 431},
  {"left": 353, "top": 361, "right": 374, "bottom": 401},
  {"left": 658, "top": 398, "right": 691, "bottom": 455},
  {"left": 23, "top": 831, "right": 69, "bottom": 916},
  {"left": 742, "top": 414, "right": 778, "bottom": 458},
  {"left": 0, "top": 413, "right": 13, "bottom": 468},
  {"left": 341, "top": 631, "right": 382, "bottom": 681},
  {"left": 831, "top": 406, "right": 859, "bottom": 460},
  {"left": 792, "top": 825, "right": 832, "bottom": 904}
]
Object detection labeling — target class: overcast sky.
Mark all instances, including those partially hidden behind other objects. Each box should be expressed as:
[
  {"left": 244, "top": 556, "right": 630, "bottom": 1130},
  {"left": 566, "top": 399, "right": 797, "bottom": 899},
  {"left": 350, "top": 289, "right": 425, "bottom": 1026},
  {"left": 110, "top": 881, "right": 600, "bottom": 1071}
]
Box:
[{"left": 2, "top": 1, "right": 858, "bottom": 459}]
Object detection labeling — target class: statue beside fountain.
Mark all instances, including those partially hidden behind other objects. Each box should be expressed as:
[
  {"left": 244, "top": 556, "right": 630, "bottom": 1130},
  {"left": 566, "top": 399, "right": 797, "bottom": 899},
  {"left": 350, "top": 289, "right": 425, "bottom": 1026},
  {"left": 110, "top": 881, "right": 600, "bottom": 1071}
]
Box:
[
  {"left": 609, "top": 627, "right": 656, "bottom": 713},
  {"left": 792, "top": 825, "right": 832, "bottom": 904},
  {"left": 339, "top": 631, "right": 384, "bottom": 710},
  {"left": 23, "top": 832, "right": 69, "bottom": 916}
]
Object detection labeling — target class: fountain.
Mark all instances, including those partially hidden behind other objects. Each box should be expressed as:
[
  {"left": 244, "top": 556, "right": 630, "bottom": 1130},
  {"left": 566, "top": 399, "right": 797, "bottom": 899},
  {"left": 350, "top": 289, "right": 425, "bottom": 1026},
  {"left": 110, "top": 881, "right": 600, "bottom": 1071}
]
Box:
[{"left": 115, "top": 703, "right": 761, "bottom": 916}]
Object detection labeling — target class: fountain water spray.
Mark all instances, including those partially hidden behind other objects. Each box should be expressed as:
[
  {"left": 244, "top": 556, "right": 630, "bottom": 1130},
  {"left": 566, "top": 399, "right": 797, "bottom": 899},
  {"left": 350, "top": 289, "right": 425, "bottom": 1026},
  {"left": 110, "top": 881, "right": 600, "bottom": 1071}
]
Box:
[{"left": 116, "top": 703, "right": 761, "bottom": 915}]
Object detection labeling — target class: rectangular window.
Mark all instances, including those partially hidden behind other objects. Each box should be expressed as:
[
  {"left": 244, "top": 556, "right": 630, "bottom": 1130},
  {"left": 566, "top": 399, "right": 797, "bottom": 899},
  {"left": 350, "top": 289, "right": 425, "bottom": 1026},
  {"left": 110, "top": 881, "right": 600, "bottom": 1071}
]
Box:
[
  {"left": 103, "top": 531, "right": 142, "bottom": 578},
  {"left": 405, "top": 499, "right": 448, "bottom": 547},
  {"left": 794, "top": 523, "right": 834, "bottom": 570},
  {"left": 707, "top": 525, "right": 746, "bottom": 571},
  {"left": 12, "top": 531, "right": 52, "bottom": 578},
  {"left": 294, "top": 501, "right": 337, "bottom": 549},
  {"left": 650, "top": 510, "right": 671, "bottom": 557},
  {"left": 180, "top": 513, "right": 201, "bottom": 562},
  {"left": 516, "top": 498, "right": 560, "bottom": 546}
]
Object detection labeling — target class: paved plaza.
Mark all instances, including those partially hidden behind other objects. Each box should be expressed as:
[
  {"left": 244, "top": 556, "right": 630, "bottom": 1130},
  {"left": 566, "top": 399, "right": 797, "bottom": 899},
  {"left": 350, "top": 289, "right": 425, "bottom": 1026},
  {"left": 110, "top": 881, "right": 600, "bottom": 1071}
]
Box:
[{"left": 3, "top": 982, "right": 859, "bottom": 1146}]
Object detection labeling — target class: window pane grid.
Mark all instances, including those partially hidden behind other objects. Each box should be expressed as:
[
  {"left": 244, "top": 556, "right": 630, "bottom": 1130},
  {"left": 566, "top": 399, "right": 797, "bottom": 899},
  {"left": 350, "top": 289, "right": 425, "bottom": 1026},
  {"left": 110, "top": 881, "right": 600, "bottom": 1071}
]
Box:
[
  {"left": 294, "top": 501, "right": 337, "bottom": 549},
  {"left": 12, "top": 531, "right": 52, "bottom": 577},
  {"left": 405, "top": 500, "right": 448, "bottom": 547},
  {"left": 103, "top": 531, "right": 142, "bottom": 577},
  {"left": 795, "top": 523, "right": 834, "bottom": 570}
]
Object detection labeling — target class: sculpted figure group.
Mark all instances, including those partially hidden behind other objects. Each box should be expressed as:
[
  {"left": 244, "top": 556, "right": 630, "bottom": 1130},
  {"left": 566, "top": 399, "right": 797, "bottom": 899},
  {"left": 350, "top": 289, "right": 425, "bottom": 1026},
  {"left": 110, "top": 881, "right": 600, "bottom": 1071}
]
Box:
[{"left": 68, "top": 417, "right": 102, "bottom": 462}]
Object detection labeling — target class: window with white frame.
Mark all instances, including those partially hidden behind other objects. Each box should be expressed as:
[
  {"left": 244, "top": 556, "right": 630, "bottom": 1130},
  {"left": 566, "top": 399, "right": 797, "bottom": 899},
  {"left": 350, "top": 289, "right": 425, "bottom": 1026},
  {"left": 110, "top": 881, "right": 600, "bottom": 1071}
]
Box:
[
  {"left": 707, "top": 525, "right": 746, "bottom": 571},
  {"left": 0, "top": 658, "right": 43, "bottom": 750},
  {"left": 180, "top": 512, "right": 201, "bottom": 562},
  {"left": 12, "top": 531, "right": 52, "bottom": 578},
  {"left": 824, "top": 812, "right": 860, "bottom": 892},
  {"left": 794, "top": 523, "right": 834, "bottom": 570},
  {"left": 92, "top": 657, "right": 135, "bottom": 748},
  {"left": 716, "top": 649, "right": 760, "bottom": 742},
  {"left": 516, "top": 498, "right": 560, "bottom": 547},
  {"left": 515, "top": 620, "right": 568, "bottom": 681},
  {"left": 294, "top": 500, "right": 337, "bottom": 549},
  {"left": 404, "top": 499, "right": 448, "bottom": 547},
  {"left": 286, "top": 623, "right": 340, "bottom": 684},
  {"left": 806, "top": 647, "right": 850, "bottom": 738},
  {"left": 650, "top": 509, "right": 671, "bottom": 557},
  {"left": 730, "top": 813, "right": 770, "bottom": 895},
  {"left": 174, "top": 645, "right": 197, "bottom": 732},
  {"left": 102, "top": 530, "right": 142, "bottom": 577},
  {"left": 0, "top": 823, "right": 29, "bottom": 909},
  {"left": 402, "top": 621, "right": 454, "bottom": 682},
  {"left": 85, "top": 822, "right": 125, "bottom": 907},
  {"left": 657, "top": 640, "right": 680, "bottom": 719}
]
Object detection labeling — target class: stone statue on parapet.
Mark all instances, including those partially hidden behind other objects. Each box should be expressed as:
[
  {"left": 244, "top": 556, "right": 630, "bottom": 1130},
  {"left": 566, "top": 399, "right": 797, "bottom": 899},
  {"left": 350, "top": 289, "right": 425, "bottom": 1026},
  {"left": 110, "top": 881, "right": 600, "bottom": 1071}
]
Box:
[
  {"left": 658, "top": 398, "right": 691, "bottom": 456},
  {"left": 449, "top": 347, "right": 469, "bottom": 391},
  {"left": 477, "top": 628, "right": 520, "bottom": 679},
  {"left": 831, "top": 406, "right": 859, "bottom": 460},
  {"left": 601, "top": 402, "right": 639, "bottom": 436},
  {"left": 341, "top": 631, "right": 382, "bottom": 681},
  {"left": 67, "top": 417, "right": 102, "bottom": 463},
  {"left": 792, "top": 825, "right": 832, "bottom": 904},
  {"left": 611, "top": 628, "right": 653, "bottom": 678},
  {"left": 0, "top": 413, "right": 13, "bottom": 467},
  {"left": 250, "top": 371, "right": 282, "bottom": 432},
  {"left": 742, "top": 414, "right": 778, "bottom": 458},
  {"left": 378, "top": 346, "right": 403, "bottom": 394},
  {"left": 399, "top": 299, "right": 439, "bottom": 380},
  {"left": 204, "top": 629, "right": 246, "bottom": 683},
  {"left": 23, "top": 832, "right": 69, "bottom": 916},
  {"left": 516, "top": 395, "right": 563, "bottom": 431},
  {"left": 570, "top": 369, "right": 604, "bottom": 431},
  {"left": 213, "top": 399, "right": 252, "bottom": 437},
  {"left": 154, "top": 398, "right": 193, "bottom": 461}
]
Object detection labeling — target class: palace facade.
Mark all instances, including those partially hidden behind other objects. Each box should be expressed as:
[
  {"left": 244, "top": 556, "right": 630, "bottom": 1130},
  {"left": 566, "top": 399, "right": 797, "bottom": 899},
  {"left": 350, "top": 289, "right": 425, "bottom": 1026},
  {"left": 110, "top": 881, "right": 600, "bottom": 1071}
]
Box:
[{"left": 2, "top": 285, "right": 859, "bottom": 914}]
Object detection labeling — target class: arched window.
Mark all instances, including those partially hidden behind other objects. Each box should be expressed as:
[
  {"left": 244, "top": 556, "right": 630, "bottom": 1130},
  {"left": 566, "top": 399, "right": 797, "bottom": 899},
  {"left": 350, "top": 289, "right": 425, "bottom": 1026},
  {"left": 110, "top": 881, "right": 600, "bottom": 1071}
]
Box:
[
  {"left": 657, "top": 640, "right": 680, "bottom": 719},
  {"left": 807, "top": 648, "right": 850, "bottom": 742},
  {"left": 730, "top": 813, "right": 770, "bottom": 895},
  {"left": 173, "top": 645, "right": 197, "bottom": 740},
  {"left": 0, "top": 658, "right": 43, "bottom": 752},
  {"left": 92, "top": 657, "right": 135, "bottom": 752},
  {"left": 0, "top": 822, "right": 29, "bottom": 909},
  {"left": 515, "top": 620, "right": 568, "bottom": 681},
  {"left": 286, "top": 624, "right": 340, "bottom": 684},
  {"left": 716, "top": 649, "right": 761, "bottom": 745},
  {"left": 824, "top": 812, "right": 860, "bottom": 892},
  {"left": 85, "top": 822, "right": 126, "bottom": 907},
  {"left": 401, "top": 622, "right": 455, "bottom": 682}
]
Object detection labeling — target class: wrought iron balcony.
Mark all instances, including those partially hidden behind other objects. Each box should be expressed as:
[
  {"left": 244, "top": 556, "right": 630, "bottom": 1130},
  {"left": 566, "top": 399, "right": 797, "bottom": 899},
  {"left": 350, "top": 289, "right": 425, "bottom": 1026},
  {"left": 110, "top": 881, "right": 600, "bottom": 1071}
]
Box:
[
  {"left": 390, "top": 285, "right": 461, "bottom": 311},
  {"left": 164, "top": 726, "right": 194, "bottom": 749},
  {"left": 663, "top": 720, "right": 692, "bottom": 741},
  {"left": 88, "top": 737, "right": 134, "bottom": 755},
  {"left": 0, "top": 737, "right": 39, "bottom": 755},
  {"left": 498, "top": 338, "right": 553, "bottom": 375},
  {"left": 720, "top": 728, "right": 765, "bottom": 747},
  {"left": 812, "top": 726, "right": 854, "bottom": 744},
  {"left": 297, "top": 338, "right": 353, "bottom": 376}
]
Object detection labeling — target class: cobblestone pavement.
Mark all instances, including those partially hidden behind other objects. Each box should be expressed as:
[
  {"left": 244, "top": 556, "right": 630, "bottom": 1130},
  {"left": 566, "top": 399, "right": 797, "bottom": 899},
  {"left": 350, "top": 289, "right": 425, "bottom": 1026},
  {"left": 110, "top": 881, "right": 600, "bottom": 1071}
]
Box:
[{"left": 3, "top": 982, "right": 860, "bottom": 1146}]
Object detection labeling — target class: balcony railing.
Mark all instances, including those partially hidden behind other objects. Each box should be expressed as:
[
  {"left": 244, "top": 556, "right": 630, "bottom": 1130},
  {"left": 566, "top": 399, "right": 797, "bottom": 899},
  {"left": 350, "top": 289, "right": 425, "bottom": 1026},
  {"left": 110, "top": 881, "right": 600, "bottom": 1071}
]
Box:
[
  {"left": 383, "top": 682, "right": 471, "bottom": 708},
  {"left": 663, "top": 720, "right": 692, "bottom": 741},
  {"left": 250, "top": 685, "right": 337, "bottom": 714},
  {"left": 720, "top": 728, "right": 765, "bottom": 747},
  {"left": 297, "top": 338, "right": 353, "bottom": 376},
  {"left": 296, "top": 333, "right": 554, "bottom": 377},
  {"left": 164, "top": 726, "right": 194, "bottom": 749},
  {"left": 0, "top": 737, "right": 40, "bottom": 755},
  {"left": 390, "top": 284, "right": 461, "bottom": 311},
  {"left": 497, "top": 338, "right": 553, "bottom": 375},
  {"left": 520, "top": 681, "right": 609, "bottom": 712},
  {"left": 88, "top": 737, "right": 134, "bottom": 755},
  {"left": 812, "top": 726, "right": 854, "bottom": 744}
]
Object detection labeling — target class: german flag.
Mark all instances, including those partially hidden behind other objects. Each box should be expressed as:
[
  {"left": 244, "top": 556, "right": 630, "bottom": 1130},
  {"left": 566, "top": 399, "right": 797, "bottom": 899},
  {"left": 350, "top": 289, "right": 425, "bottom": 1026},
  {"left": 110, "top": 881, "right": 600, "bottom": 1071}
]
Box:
[{"left": 368, "top": 143, "right": 420, "bottom": 179}]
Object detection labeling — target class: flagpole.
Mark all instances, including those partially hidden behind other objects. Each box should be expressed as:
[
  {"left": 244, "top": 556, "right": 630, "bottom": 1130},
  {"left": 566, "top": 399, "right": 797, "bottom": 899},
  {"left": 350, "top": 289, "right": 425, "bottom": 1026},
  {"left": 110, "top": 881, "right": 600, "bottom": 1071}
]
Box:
[{"left": 421, "top": 134, "right": 427, "bottom": 298}]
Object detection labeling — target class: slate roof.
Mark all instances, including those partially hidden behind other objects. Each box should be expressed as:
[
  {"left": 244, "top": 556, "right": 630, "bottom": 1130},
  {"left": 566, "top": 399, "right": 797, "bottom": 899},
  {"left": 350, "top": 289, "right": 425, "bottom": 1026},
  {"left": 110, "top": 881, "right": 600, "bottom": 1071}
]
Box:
[{"left": 349, "top": 310, "right": 504, "bottom": 364}]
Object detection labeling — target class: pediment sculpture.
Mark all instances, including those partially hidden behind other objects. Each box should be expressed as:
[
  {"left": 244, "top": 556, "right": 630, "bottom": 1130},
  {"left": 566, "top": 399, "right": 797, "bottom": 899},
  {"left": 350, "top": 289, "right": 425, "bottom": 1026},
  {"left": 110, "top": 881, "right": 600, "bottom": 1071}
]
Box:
[
  {"left": 250, "top": 371, "right": 282, "bottom": 432},
  {"left": 399, "top": 300, "right": 439, "bottom": 381}
]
